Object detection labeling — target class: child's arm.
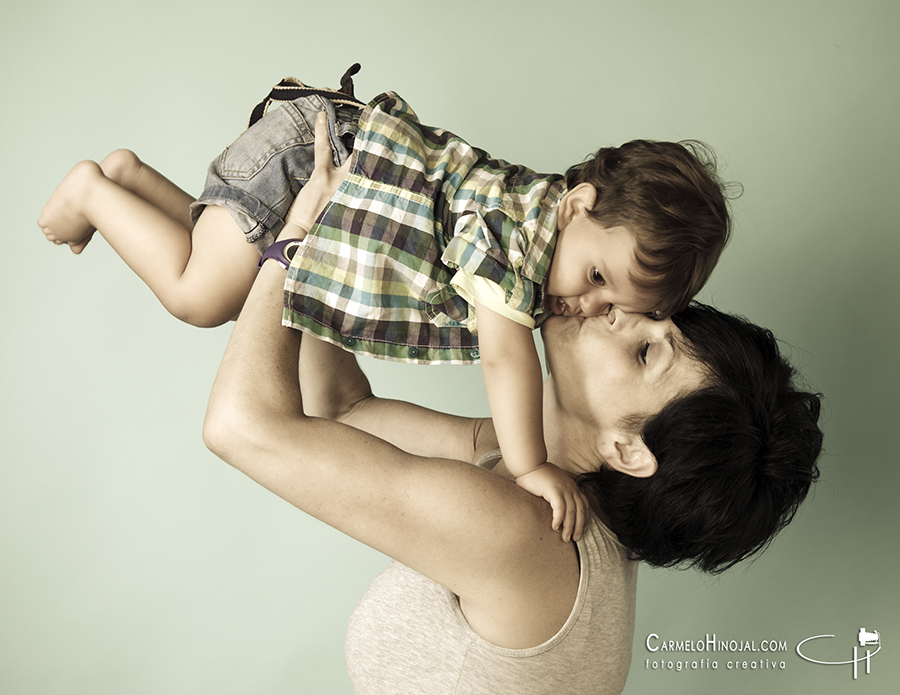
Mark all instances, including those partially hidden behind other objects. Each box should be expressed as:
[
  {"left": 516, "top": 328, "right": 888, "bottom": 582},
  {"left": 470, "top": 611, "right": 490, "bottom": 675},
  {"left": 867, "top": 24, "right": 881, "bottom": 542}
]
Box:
[{"left": 473, "top": 300, "right": 589, "bottom": 542}]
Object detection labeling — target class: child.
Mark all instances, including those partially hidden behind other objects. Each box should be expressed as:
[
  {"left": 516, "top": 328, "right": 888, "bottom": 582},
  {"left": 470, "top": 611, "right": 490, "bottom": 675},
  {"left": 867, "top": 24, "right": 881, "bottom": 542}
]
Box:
[{"left": 38, "top": 66, "right": 731, "bottom": 542}]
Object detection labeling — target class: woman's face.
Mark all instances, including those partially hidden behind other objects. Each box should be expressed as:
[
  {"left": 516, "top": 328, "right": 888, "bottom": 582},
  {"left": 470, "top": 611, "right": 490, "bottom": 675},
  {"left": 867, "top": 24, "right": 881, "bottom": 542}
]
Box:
[{"left": 542, "top": 309, "right": 706, "bottom": 438}]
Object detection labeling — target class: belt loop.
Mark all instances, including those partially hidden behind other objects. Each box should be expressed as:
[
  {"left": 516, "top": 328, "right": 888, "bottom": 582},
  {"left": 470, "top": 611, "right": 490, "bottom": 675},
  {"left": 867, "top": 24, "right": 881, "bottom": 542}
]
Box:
[
  {"left": 339, "top": 63, "right": 362, "bottom": 98},
  {"left": 246, "top": 66, "right": 365, "bottom": 130},
  {"left": 247, "top": 77, "right": 307, "bottom": 128}
]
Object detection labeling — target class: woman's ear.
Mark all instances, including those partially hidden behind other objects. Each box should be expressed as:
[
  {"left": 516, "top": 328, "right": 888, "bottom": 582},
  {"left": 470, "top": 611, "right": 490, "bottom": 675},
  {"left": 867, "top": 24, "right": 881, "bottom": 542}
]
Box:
[
  {"left": 596, "top": 431, "right": 658, "bottom": 478},
  {"left": 558, "top": 182, "right": 598, "bottom": 228}
]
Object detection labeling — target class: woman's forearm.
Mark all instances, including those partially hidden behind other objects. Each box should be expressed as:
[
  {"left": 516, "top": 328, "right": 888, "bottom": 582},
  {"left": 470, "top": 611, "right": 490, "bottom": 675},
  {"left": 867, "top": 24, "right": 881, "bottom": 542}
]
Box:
[
  {"left": 205, "top": 110, "right": 350, "bottom": 447},
  {"left": 299, "top": 333, "right": 373, "bottom": 421},
  {"left": 299, "top": 335, "right": 486, "bottom": 463}
]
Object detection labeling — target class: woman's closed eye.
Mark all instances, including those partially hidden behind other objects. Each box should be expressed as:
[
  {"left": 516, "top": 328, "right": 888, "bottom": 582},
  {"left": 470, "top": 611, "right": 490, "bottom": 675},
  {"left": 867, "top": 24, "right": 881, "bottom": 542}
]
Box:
[{"left": 639, "top": 341, "right": 650, "bottom": 364}]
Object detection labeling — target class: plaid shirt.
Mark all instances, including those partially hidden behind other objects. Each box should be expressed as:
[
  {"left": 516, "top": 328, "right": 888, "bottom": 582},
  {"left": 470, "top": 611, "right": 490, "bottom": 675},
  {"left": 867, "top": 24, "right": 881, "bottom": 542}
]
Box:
[{"left": 283, "top": 92, "right": 566, "bottom": 364}]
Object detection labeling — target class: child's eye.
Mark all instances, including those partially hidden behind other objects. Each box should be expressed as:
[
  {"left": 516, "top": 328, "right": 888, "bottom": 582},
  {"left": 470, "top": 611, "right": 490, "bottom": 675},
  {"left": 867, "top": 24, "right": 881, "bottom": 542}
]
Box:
[
  {"left": 591, "top": 269, "right": 605, "bottom": 285},
  {"left": 639, "top": 342, "right": 650, "bottom": 364}
]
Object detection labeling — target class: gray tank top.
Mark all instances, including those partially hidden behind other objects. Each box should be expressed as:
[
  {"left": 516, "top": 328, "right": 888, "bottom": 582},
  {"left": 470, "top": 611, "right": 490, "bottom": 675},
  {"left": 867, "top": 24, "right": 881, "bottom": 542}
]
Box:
[{"left": 344, "top": 450, "right": 638, "bottom": 694}]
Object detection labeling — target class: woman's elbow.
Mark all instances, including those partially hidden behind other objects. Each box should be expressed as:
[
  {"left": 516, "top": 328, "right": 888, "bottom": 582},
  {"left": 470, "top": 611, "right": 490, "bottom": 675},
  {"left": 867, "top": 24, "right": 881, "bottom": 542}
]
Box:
[
  {"left": 203, "top": 398, "right": 250, "bottom": 463},
  {"left": 203, "top": 390, "right": 300, "bottom": 470}
]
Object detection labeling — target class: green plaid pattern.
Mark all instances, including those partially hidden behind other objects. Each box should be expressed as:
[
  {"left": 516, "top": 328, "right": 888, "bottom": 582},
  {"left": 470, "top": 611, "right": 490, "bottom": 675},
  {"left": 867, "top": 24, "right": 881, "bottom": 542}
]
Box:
[{"left": 283, "top": 92, "right": 565, "bottom": 364}]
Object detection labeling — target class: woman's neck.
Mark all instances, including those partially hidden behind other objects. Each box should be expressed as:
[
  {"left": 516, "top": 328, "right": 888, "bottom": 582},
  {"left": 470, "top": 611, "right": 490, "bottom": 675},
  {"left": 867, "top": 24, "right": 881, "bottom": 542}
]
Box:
[
  {"left": 541, "top": 378, "right": 611, "bottom": 523},
  {"left": 541, "top": 376, "right": 601, "bottom": 479}
]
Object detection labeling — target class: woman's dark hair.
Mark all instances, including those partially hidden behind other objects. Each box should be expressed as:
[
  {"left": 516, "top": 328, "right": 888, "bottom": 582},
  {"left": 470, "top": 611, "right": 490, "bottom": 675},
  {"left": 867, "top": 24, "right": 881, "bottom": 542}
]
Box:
[
  {"left": 565, "top": 140, "right": 734, "bottom": 318},
  {"left": 578, "top": 302, "right": 823, "bottom": 574}
]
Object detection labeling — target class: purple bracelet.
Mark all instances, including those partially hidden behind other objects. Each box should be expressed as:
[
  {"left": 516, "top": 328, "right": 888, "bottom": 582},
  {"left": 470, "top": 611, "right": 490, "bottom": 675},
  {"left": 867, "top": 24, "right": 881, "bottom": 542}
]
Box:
[{"left": 258, "top": 238, "right": 305, "bottom": 270}]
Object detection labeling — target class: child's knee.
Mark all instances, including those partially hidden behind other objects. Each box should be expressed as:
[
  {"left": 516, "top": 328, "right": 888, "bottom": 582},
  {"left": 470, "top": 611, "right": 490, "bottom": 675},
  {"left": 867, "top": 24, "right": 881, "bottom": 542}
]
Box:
[
  {"left": 99, "top": 149, "right": 143, "bottom": 185},
  {"left": 166, "top": 289, "right": 239, "bottom": 328},
  {"left": 67, "top": 159, "right": 105, "bottom": 186}
]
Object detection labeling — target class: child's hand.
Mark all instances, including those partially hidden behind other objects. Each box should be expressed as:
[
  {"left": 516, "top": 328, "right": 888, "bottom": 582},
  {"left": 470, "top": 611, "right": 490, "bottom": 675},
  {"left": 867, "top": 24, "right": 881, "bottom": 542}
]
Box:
[{"left": 515, "top": 463, "right": 589, "bottom": 542}]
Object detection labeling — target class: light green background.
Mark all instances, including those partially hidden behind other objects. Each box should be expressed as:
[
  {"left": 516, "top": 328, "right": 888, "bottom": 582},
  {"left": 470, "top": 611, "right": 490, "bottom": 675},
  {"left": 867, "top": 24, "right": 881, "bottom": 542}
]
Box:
[{"left": 2, "top": 1, "right": 897, "bottom": 693}]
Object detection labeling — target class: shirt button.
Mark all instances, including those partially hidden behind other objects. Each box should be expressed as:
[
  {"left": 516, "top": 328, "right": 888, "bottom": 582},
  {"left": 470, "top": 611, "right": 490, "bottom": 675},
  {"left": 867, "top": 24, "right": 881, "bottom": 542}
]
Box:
[
  {"left": 469, "top": 349, "right": 480, "bottom": 359},
  {"left": 344, "top": 337, "right": 357, "bottom": 347},
  {"left": 408, "top": 347, "right": 420, "bottom": 358}
]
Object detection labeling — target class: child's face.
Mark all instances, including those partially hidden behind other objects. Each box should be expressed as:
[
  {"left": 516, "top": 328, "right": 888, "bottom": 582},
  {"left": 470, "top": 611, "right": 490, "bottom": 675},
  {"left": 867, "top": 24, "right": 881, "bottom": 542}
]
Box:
[{"left": 546, "top": 212, "right": 653, "bottom": 318}]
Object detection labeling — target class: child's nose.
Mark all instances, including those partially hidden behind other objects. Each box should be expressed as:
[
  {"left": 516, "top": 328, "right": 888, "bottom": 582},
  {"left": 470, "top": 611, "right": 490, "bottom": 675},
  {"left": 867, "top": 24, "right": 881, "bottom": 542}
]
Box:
[{"left": 580, "top": 293, "right": 610, "bottom": 317}]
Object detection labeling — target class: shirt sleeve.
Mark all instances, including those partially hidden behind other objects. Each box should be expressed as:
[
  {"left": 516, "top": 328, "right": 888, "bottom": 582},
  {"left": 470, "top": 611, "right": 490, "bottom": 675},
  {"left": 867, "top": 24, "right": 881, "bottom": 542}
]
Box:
[
  {"left": 450, "top": 270, "right": 536, "bottom": 330},
  {"left": 440, "top": 210, "right": 540, "bottom": 321}
]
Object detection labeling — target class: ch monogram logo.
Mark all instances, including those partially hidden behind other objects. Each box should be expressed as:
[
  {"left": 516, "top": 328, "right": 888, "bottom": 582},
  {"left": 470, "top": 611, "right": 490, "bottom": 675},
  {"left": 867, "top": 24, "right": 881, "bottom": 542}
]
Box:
[{"left": 796, "top": 629, "right": 881, "bottom": 681}]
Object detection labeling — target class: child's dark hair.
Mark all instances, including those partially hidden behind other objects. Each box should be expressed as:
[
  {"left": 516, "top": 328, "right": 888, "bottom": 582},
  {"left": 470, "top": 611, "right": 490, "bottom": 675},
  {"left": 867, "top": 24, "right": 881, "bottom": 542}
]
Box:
[
  {"left": 565, "top": 140, "right": 733, "bottom": 318},
  {"left": 578, "top": 302, "right": 823, "bottom": 574}
]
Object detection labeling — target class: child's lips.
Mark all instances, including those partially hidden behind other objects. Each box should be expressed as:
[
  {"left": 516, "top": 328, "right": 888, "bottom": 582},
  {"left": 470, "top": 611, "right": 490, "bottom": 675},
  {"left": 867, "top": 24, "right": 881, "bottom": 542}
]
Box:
[
  {"left": 553, "top": 296, "right": 578, "bottom": 316},
  {"left": 552, "top": 296, "right": 567, "bottom": 315}
]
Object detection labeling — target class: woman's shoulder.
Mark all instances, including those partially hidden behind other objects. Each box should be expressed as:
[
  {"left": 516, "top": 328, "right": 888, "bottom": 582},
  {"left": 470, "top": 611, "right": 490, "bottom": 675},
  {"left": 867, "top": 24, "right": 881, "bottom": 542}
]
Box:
[
  {"left": 456, "top": 444, "right": 585, "bottom": 648},
  {"left": 458, "top": 488, "right": 582, "bottom": 649}
]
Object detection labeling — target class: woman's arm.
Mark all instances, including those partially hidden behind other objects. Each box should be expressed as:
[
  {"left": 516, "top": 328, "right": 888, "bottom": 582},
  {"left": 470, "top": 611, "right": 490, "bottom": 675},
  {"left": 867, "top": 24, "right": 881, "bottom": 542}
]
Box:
[
  {"left": 298, "top": 335, "right": 494, "bottom": 464},
  {"left": 202, "top": 113, "right": 579, "bottom": 648},
  {"left": 203, "top": 262, "right": 576, "bottom": 647}
]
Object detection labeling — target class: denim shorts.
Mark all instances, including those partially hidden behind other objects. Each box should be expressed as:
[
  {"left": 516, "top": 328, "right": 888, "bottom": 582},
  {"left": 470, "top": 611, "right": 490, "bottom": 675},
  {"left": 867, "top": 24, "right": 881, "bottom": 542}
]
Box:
[{"left": 190, "top": 95, "right": 361, "bottom": 254}]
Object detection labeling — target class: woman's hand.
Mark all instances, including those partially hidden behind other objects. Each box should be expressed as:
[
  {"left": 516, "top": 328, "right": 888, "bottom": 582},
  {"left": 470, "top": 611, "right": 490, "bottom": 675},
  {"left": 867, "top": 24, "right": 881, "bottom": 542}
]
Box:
[{"left": 280, "top": 111, "right": 352, "bottom": 240}]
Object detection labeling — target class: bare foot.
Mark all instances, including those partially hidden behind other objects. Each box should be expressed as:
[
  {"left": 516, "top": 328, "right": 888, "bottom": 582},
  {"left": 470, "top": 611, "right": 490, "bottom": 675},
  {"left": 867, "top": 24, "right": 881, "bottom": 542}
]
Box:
[{"left": 37, "top": 160, "right": 102, "bottom": 254}]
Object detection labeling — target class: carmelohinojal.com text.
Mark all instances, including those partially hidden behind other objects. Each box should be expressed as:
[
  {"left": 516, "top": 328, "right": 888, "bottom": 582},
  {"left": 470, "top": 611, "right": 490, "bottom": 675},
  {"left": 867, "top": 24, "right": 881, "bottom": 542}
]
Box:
[{"left": 644, "top": 633, "right": 789, "bottom": 673}]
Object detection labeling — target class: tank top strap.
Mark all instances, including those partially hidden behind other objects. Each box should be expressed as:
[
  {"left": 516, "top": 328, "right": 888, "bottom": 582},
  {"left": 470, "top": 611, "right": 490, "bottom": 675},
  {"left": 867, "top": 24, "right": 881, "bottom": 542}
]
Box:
[{"left": 474, "top": 448, "right": 503, "bottom": 469}]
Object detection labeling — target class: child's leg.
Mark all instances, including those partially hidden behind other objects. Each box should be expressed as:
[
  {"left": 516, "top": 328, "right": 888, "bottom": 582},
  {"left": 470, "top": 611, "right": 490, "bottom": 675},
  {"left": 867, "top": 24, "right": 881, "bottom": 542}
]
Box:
[
  {"left": 39, "top": 150, "right": 195, "bottom": 254},
  {"left": 168, "top": 205, "right": 260, "bottom": 326},
  {"left": 99, "top": 149, "right": 196, "bottom": 230},
  {"left": 38, "top": 152, "right": 258, "bottom": 327}
]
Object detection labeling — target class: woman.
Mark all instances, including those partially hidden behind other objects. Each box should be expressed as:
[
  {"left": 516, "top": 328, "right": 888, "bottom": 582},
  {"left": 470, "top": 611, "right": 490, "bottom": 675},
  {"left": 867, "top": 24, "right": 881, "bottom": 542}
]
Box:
[{"left": 203, "top": 117, "right": 822, "bottom": 694}]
